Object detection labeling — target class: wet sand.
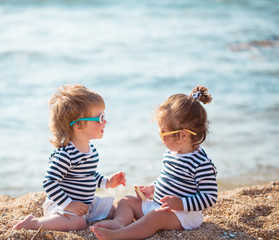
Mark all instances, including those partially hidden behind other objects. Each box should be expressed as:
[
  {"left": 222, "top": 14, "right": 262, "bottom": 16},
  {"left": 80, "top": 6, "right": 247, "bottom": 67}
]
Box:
[{"left": 0, "top": 181, "right": 278, "bottom": 240}]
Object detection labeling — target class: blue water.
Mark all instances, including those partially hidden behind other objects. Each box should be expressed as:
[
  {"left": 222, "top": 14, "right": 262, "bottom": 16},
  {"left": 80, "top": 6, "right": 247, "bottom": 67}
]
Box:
[{"left": 1, "top": 0, "right": 279, "bottom": 197}]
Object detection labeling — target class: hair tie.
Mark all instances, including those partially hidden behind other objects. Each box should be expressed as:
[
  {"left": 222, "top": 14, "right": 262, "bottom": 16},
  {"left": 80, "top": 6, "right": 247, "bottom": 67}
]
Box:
[{"left": 192, "top": 91, "right": 202, "bottom": 100}]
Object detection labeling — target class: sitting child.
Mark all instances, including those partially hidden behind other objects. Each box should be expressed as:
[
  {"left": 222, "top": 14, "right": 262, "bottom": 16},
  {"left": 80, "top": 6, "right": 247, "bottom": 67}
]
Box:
[
  {"left": 13, "top": 83, "right": 126, "bottom": 231},
  {"left": 91, "top": 85, "right": 218, "bottom": 240}
]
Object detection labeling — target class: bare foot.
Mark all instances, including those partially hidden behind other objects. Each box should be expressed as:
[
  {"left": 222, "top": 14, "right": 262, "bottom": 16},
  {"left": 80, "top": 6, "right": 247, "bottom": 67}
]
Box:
[
  {"left": 92, "top": 226, "right": 115, "bottom": 240},
  {"left": 13, "top": 215, "right": 38, "bottom": 230},
  {"left": 91, "top": 219, "right": 124, "bottom": 230}
]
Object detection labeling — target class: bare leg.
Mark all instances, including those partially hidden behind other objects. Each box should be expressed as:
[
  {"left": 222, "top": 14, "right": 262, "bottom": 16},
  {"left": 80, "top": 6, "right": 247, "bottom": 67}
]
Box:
[
  {"left": 13, "top": 214, "right": 87, "bottom": 231},
  {"left": 106, "top": 204, "right": 116, "bottom": 219},
  {"left": 92, "top": 196, "right": 143, "bottom": 230},
  {"left": 92, "top": 208, "right": 183, "bottom": 240}
]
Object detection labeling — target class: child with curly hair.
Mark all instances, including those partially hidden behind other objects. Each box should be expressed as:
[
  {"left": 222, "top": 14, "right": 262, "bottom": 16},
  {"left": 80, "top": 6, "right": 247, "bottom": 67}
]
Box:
[{"left": 13, "top": 84, "right": 126, "bottom": 231}]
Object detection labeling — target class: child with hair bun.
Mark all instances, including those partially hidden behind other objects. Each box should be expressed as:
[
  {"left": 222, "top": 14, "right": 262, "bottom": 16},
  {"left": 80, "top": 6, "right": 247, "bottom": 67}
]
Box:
[{"left": 91, "top": 85, "right": 218, "bottom": 240}]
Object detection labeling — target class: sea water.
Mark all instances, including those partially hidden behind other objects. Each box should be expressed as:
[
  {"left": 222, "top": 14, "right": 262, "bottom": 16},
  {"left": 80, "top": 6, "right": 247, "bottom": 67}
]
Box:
[{"left": 0, "top": 0, "right": 278, "bottom": 197}]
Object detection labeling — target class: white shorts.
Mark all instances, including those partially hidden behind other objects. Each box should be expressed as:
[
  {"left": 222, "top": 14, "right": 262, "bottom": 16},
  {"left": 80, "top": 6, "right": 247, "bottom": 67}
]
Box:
[
  {"left": 142, "top": 200, "right": 204, "bottom": 230},
  {"left": 43, "top": 196, "right": 114, "bottom": 222}
]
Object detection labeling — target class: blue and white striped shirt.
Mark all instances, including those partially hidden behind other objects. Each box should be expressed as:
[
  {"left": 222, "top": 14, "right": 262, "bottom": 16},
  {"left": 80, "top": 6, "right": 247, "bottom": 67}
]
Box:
[
  {"left": 153, "top": 147, "right": 217, "bottom": 211},
  {"left": 42, "top": 142, "right": 107, "bottom": 209}
]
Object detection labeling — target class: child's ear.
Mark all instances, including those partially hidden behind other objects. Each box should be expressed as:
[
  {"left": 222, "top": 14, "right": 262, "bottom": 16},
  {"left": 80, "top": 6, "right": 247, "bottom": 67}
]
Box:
[
  {"left": 180, "top": 130, "right": 191, "bottom": 141},
  {"left": 74, "top": 122, "right": 83, "bottom": 130}
]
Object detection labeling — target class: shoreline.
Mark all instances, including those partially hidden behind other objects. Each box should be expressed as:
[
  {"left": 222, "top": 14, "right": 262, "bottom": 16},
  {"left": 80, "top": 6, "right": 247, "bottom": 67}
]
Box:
[
  {"left": 3, "top": 176, "right": 278, "bottom": 199},
  {"left": 0, "top": 181, "right": 278, "bottom": 240}
]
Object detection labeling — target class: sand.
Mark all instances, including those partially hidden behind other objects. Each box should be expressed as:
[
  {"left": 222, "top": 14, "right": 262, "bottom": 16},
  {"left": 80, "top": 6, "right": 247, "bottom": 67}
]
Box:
[{"left": 0, "top": 181, "right": 278, "bottom": 240}]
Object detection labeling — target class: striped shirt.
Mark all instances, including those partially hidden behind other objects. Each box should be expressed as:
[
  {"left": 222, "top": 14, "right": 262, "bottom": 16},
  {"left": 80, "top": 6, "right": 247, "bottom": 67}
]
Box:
[
  {"left": 42, "top": 142, "right": 106, "bottom": 209},
  {"left": 153, "top": 147, "right": 217, "bottom": 211}
]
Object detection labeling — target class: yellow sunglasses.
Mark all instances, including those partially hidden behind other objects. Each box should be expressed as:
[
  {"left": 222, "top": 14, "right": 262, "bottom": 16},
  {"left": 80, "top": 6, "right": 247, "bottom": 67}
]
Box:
[{"left": 160, "top": 129, "right": 196, "bottom": 141}]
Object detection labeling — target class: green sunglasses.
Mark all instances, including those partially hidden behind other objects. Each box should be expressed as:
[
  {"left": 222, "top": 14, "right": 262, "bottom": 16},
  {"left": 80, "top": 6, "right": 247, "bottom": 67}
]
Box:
[{"left": 70, "top": 113, "right": 105, "bottom": 126}]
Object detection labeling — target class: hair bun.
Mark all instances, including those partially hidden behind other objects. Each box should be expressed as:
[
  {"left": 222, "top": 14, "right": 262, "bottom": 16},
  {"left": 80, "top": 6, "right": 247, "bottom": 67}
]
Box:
[{"left": 190, "top": 85, "right": 212, "bottom": 104}]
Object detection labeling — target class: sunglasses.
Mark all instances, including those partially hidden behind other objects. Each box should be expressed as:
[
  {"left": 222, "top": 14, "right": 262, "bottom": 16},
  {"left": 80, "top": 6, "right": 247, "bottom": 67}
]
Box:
[
  {"left": 160, "top": 129, "right": 196, "bottom": 141},
  {"left": 70, "top": 113, "right": 105, "bottom": 126}
]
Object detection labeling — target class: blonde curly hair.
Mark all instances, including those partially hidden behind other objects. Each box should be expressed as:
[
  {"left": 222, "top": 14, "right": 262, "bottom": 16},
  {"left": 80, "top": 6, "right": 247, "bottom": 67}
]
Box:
[
  {"left": 155, "top": 85, "right": 212, "bottom": 150},
  {"left": 48, "top": 84, "right": 105, "bottom": 148}
]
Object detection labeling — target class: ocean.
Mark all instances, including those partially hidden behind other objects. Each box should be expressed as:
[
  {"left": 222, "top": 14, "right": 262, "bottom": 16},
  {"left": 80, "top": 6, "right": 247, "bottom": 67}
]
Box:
[{"left": 0, "top": 0, "right": 278, "bottom": 197}]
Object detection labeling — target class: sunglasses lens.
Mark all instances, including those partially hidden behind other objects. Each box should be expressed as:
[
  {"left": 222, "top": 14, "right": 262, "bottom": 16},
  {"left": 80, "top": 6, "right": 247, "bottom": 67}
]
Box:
[{"left": 100, "top": 113, "right": 105, "bottom": 123}]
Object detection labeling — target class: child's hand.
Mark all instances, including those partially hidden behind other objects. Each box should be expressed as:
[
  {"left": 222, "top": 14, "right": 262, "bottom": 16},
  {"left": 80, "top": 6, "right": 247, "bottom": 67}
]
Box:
[
  {"left": 138, "top": 185, "right": 154, "bottom": 199},
  {"left": 64, "top": 201, "right": 88, "bottom": 216},
  {"left": 160, "top": 196, "right": 183, "bottom": 211},
  {"left": 106, "top": 171, "right": 126, "bottom": 188}
]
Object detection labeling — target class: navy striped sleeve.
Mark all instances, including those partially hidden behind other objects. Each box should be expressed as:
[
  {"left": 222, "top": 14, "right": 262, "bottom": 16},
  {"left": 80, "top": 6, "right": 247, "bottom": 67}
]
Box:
[
  {"left": 183, "top": 161, "right": 218, "bottom": 211},
  {"left": 42, "top": 151, "right": 73, "bottom": 208}
]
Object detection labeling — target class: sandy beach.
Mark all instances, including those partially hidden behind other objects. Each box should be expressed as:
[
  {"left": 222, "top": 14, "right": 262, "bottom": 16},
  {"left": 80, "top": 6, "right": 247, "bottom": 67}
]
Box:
[{"left": 0, "top": 181, "right": 278, "bottom": 240}]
